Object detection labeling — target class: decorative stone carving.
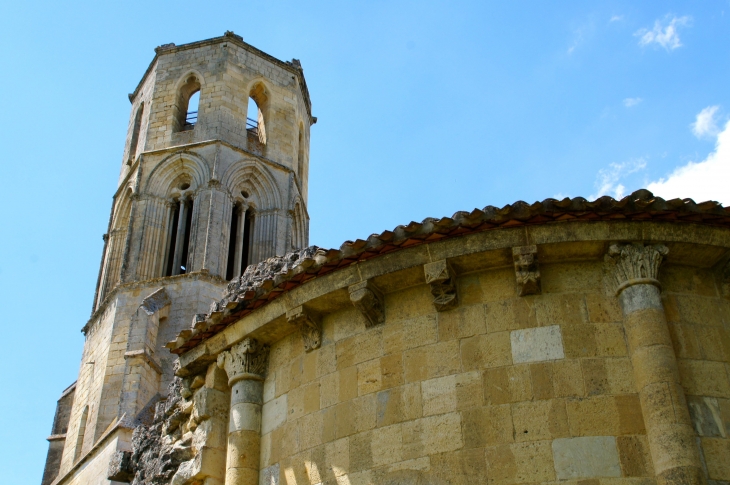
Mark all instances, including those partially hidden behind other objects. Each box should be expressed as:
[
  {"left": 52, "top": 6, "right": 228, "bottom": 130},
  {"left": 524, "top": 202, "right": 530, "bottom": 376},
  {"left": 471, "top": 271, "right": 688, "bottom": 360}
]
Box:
[
  {"left": 217, "top": 337, "right": 270, "bottom": 384},
  {"left": 140, "top": 288, "right": 170, "bottom": 315},
  {"left": 349, "top": 280, "right": 385, "bottom": 327},
  {"left": 513, "top": 245, "right": 541, "bottom": 296},
  {"left": 286, "top": 306, "right": 321, "bottom": 352},
  {"left": 424, "top": 260, "right": 458, "bottom": 311},
  {"left": 605, "top": 243, "right": 669, "bottom": 294}
]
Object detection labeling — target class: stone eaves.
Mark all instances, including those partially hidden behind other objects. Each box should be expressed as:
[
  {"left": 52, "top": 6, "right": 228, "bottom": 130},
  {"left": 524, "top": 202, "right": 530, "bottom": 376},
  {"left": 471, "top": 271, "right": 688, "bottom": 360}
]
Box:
[{"left": 167, "top": 189, "right": 730, "bottom": 355}]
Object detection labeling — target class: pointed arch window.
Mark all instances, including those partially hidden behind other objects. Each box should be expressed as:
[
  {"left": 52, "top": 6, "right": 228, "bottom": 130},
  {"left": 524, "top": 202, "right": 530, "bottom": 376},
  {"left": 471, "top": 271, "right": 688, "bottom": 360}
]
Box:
[
  {"left": 247, "top": 84, "right": 268, "bottom": 156},
  {"left": 297, "top": 125, "right": 305, "bottom": 190}
]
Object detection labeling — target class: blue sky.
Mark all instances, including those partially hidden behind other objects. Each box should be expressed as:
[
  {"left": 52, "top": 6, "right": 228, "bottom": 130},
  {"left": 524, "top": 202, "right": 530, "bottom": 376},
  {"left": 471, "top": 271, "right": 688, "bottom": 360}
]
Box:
[{"left": 0, "top": 1, "right": 729, "bottom": 482}]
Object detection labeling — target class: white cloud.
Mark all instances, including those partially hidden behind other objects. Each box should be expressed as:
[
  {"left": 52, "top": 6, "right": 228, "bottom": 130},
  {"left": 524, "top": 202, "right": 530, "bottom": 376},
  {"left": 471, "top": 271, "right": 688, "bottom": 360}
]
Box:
[
  {"left": 648, "top": 118, "right": 730, "bottom": 205},
  {"left": 623, "top": 97, "right": 643, "bottom": 108},
  {"left": 691, "top": 105, "right": 721, "bottom": 138},
  {"left": 591, "top": 158, "right": 647, "bottom": 200},
  {"left": 610, "top": 15, "right": 624, "bottom": 23},
  {"left": 635, "top": 15, "right": 691, "bottom": 50}
]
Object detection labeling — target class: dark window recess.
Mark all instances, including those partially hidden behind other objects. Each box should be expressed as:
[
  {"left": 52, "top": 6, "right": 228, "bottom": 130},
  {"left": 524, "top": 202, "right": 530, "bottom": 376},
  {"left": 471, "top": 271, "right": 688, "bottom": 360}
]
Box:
[
  {"left": 240, "top": 212, "right": 252, "bottom": 274},
  {"left": 180, "top": 201, "right": 193, "bottom": 273},
  {"left": 165, "top": 204, "right": 180, "bottom": 276},
  {"left": 225, "top": 205, "right": 240, "bottom": 280}
]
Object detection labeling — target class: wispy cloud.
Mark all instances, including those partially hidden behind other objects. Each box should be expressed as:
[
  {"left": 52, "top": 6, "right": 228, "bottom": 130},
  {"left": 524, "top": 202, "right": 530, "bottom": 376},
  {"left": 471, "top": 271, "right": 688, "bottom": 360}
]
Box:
[
  {"left": 610, "top": 15, "right": 624, "bottom": 23},
  {"left": 648, "top": 108, "right": 730, "bottom": 205},
  {"left": 691, "top": 105, "right": 721, "bottom": 138},
  {"left": 635, "top": 15, "right": 692, "bottom": 50},
  {"left": 623, "top": 97, "right": 643, "bottom": 108},
  {"left": 590, "top": 158, "right": 648, "bottom": 200}
]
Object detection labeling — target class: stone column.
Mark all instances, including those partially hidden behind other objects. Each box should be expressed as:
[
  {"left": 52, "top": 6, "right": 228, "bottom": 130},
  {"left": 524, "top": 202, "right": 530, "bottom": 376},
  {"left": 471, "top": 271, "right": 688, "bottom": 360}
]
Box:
[
  {"left": 217, "top": 338, "right": 269, "bottom": 485},
  {"left": 172, "top": 197, "right": 190, "bottom": 275},
  {"left": 606, "top": 243, "right": 705, "bottom": 485},
  {"left": 233, "top": 205, "right": 247, "bottom": 278}
]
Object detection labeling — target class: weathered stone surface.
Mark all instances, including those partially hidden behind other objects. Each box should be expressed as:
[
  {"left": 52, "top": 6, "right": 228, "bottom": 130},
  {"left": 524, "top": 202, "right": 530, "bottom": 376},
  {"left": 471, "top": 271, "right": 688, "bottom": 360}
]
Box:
[
  {"left": 424, "top": 260, "right": 458, "bottom": 311},
  {"left": 286, "top": 305, "right": 321, "bottom": 352},
  {"left": 552, "top": 436, "right": 622, "bottom": 479},
  {"left": 510, "top": 325, "right": 565, "bottom": 363}
]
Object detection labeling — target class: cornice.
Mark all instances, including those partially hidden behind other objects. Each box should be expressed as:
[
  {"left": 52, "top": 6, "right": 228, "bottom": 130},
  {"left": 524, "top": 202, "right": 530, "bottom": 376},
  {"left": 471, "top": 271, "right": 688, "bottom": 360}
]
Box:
[{"left": 168, "top": 189, "right": 730, "bottom": 355}]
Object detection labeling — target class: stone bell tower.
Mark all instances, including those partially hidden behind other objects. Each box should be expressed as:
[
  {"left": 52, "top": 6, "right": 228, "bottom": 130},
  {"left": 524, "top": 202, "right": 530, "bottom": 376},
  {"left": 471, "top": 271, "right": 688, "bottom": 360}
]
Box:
[{"left": 41, "top": 31, "right": 315, "bottom": 485}]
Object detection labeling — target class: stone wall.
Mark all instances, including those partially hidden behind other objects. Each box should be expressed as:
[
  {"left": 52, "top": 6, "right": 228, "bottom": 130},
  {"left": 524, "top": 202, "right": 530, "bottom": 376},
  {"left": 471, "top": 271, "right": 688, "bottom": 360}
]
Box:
[{"left": 172, "top": 219, "right": 730, "bottom": 485}]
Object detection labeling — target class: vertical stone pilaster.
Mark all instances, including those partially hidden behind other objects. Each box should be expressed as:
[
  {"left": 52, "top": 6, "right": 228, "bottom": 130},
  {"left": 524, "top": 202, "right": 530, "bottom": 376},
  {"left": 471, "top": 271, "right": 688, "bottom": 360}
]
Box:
[
  {"left": 606, "top": 243, "right": 705, "bottom": 485},
  {"left": 217, "top": 338, "right": 269, "bottom": 485}
]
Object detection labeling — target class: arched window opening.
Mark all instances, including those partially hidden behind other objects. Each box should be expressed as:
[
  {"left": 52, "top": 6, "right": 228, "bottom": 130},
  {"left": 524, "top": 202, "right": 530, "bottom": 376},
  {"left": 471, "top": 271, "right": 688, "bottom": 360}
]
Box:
[
  {"left": 163, "top": 197, "right": 194, "bottom": 276},
  {"left": 73, "top": 406, "right": 89, "bottom": 462},
  {"left": 247, "top": 84, "right": 268, "bottom": 155},
  {"left": 174, "top": 75, "right": 201, "bottom": 133},
  {"left": 226, "top": 203, "right": 253, "bottom": 280},
  {"left": 128, "top": 103, "right": 144, "bottom": 164},
  {"left": 297, "top": 126, "right": 304, "bottom": 189},
  {"left": 184, "top": 91, "right": 200, "bottom": 130}
]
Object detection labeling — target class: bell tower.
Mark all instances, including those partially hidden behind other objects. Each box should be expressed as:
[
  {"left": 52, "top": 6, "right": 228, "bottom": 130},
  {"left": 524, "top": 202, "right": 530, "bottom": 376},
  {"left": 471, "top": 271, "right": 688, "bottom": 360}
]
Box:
[{"left": 41, "top": 32, "right": 315, "bottom": 485}]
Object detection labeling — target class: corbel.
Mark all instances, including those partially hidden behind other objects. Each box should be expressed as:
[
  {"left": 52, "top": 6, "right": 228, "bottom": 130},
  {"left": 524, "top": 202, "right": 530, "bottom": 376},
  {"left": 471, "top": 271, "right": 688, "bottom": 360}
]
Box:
[
  {"left": 513, "top": 245, "right": 541, "bottom": 296},
  {"left": 348, "top": 280, "right": 385, "bottom": 328},
  {"left": 424, "top": 259, "right": 458, "bottom": 311},
  {"left": 286, "top": 305, "right": 322, "bottom": 352}
]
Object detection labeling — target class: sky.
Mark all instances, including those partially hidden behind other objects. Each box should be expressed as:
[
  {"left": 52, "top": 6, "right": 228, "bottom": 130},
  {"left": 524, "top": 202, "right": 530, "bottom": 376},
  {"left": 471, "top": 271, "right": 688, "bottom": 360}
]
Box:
[{"left": 0, "top": 1, "right": 729, "bottom": 483}]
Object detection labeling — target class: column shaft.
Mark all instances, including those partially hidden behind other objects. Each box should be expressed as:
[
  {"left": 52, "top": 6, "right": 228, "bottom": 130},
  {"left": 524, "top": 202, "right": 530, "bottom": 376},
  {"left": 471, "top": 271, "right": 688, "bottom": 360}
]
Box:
[
  {"left": 610, "top": 244, "right": 705, "bottom": 485},
  {"left": 233, "top": 207, "right": 246, "bottom": 278}
]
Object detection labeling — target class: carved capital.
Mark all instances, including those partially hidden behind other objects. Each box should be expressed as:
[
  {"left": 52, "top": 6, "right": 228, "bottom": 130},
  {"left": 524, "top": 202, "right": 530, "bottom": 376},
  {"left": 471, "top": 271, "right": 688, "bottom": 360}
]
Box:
[
  {"left": 216, "top": 337, "right": 270, "bottom": 385},
  {"left": 349, "top": 280, "right": 385, "bottom": 328},
  {"left": 605, "top": 243, "right": 669, "bottom": 295},
  {"left": 513, "top": 246, "right": 541, "bottom": 296},
  {"left": 287, "top": 306, "right": 321, "bottom": 352},
  {"left": 424, "top": 260, "right": 458, "bottom": 311}
]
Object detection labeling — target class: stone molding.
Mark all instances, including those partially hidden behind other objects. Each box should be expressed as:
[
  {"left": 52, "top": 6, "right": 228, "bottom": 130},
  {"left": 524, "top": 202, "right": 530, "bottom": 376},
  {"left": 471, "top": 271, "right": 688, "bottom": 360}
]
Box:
[
  {"left": 513, "top": 245, "right": 541, "bottom": 296},
  {"left": 286, "top": 305, "right": 321, "bottom": 352},
  {"left": 424, "top": 260, "right": 458, "bottom": 311},
  {"left": 349, "top": 280, "right": 385, "bottom": 327},
  {"left": 217, "top": 337, "right": 270, "bottom": 385},
  {"left": 139, "top": 287, "right": 170, "bottom": 315},
  {"left": 605, "top": 243, "right": 669, "bottom": 295}
]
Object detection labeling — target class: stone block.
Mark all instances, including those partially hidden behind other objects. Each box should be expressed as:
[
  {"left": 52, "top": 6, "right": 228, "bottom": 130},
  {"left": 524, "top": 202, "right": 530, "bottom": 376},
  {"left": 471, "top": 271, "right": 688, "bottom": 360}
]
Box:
[
  {"left": 461, "top": 404, "right": 513, "bottom": 448},
  {"left": 486, "top": 440, "right": 555, "bottom": 485},
  {"left": 585, "top": 293, "right": 622, "bottom": 323},
  {"left": 380, "top": 353, "right": 404, "bottom": 390},
  {"left": 461, "top": 331, "right": 512, "bottom": 370},
  {"left": 336, "top": 328, "right": 383, "bottom": 370},
  {"left": 510, "top": 325, "right": 565, "bottom": 363},
  {"left": 437, "top": 304, "right": 486, "bottom": 341},
  {"left": 484, "top": 365, "right": 533, "bottom": 404},
  {"left": 376, "top": 383, "right": 422, "bottom": 427},
  {"left": 485, "top": 298, "right": 537, "bottom": 333},
  {"left": 299, "top": 410, "right": 324, "bottom": 450},
  {"left": 261, "top": 394, "right": 287, "bottom": 435},
  {"left": 687, "top": 396, "right": 727, "bottom": 437},
  {"left": 678, "top": 360, "right": 730, "bottom": 398},
  {"left": 371, "top": 424, "right": 403, "bottom": 466},
  {"left": 552, "top": 436, "right": 622, "bottom": 479},
  {"left": 229, "top": 402, "right": 261, "bottom": 432},
  {"left": 404, "top": 340, "right": 461, "bottom": 382},
  {"left": 566, "top": 396, "right": 620, "bottom": 436},
  {"left": 429, "top": 448, "right": 488, "bottom": 485},
  {"left": 422, "top": 375, "right": 457, "bottom": 416},
  {"left": 617, "top": 435, "right": 654, "bottom": 477},
  {"left": 261, "top": 463, "right": 279, "bottom": 485},
  {"left": 339, "top": 365, "right": 359, "bottom": 401},
  {"left": 402, "top": 412, "right": 463, "bottom": 458},
  {"left": 702, "top": 437, "right": 730, "bottom": 481},
  {"left": 553, "top": 359, "right": 585, "bottom": 397},
  {"left": 107, "top": 450, "right": 133, "bottom": 482},
  {"left": 512, "top": 399, "right": 569, "bottom": 441},
  {"left": 383, "top": 314, "right": 438, "bottom": 354},
  {"left": 194, "top": 387, "right": 228, "bottom": 421},
  {"left": 357, "top": 358, "right": 382, "bottom": 396}
]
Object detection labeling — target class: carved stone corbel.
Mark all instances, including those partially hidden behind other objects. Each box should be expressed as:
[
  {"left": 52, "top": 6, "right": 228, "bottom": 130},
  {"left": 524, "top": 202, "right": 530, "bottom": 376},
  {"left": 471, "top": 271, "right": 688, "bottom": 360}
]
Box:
[
  {"left": 286, "top": 305, "right": 321, "bottom": 352},
  {"left": 513, "top": 245, "right": 541, "bottom": 296},
  {"left": 349, "top": 280, "right": 385, "bottom": 328},
  {"left": 424, "top": 260, "right": 458, "bottom": 311}
]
